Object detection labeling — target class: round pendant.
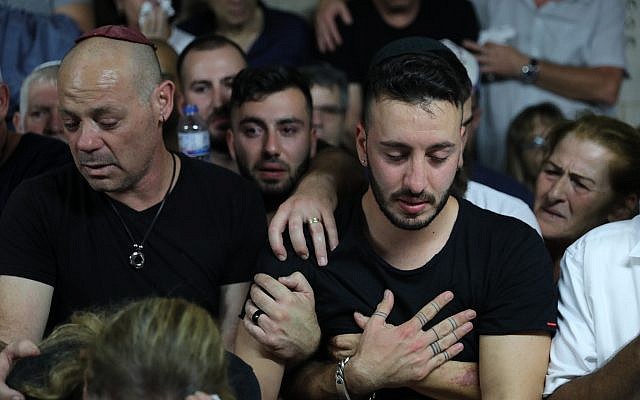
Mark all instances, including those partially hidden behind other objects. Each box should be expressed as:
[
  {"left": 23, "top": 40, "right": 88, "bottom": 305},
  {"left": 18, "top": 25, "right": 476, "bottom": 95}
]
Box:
[{"left": 129, "top": 244, "right": 145, "bottom": 269}]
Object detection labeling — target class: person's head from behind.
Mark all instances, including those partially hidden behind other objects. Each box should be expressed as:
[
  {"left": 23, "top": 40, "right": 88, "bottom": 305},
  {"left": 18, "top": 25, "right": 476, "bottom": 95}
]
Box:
[
  {"left": 58, "top": 25, "right": 175, "bottom": 194},
  {"left": 177, "top": 34, "right": 247, "bottom": 148},
  {"left": 507, "top": 102, "right": 565, "bottom": 189},
  {"left": 84, "top": 298, "right": 234, "bottom": 399},
  {"left": 359, "top": 38, "right": 468, "bottom": 231},
  {"left": 228, "top": 66, "right": 316, "bottom": 208},
  {"left": 9, "top": 297, "right": 235, "bottom": 400},
  {"left": 299, "top": 63, "right": 348, "bottom": 147},
  {"left": 13, "top": 61, "right": 64, "bottom": 140},
  {"left": 534, "top": 114, "right": 640, "bottom": 246}
]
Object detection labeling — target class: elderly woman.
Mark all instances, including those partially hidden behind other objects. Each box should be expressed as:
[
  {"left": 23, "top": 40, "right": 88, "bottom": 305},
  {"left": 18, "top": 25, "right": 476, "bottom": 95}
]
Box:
[{"left": 533, "top": 114, "right": 640, "bottom": 279}]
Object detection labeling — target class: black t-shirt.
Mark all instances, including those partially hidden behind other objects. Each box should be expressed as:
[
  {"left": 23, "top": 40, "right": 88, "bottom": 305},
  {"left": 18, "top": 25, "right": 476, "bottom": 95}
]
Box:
[
  {"left": 0, "top": 155, "right": 267, "bottom": 333},
  {"left": 258, "top": 196, "right": 556, "bottom": 399},
  {"left": 321, "top": 0, "right": 480, "bottom": 84},
  {"left": 0, "top": 133, "right": 72, "bottom": 214}
]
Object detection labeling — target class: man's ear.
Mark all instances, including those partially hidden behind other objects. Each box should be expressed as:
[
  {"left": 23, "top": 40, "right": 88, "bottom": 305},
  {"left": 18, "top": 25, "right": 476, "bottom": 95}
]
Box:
[
  {"left": 355, "top": 122, "right": 367, "bottom": 166},
  {"left": 309, "top": 127, "right": 318, "bottom": 159},
  {"left": 608, "top": 193, "right": 639, "bottom": 222},
  {"left": 226, "top": 128, "right": 237, "bottom": 161},
  {"left": 0, "top": 83, "right": 9, "bottom": 121},
  {"left": 12, "top": 112, "right": 22, "bottom": 133},
  {"left": 155, "top": 80, "right": 175, "bottom": 121}
]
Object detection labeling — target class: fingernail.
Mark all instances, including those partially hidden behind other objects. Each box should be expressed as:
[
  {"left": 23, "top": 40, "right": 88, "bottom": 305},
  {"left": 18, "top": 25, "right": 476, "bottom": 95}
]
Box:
[
  {"left": 277, "top": 253, "right": 286, "bottom": 261},
  {"left": 463, "top": 322, "right": 473, "bottom": 332},
  {"left": 465, "top": 310, "right": 476, "bottom": 319},
  {"left": 445, "top": 291, "right": 454, "bottom": 301},
  {"left": 384, "top": 289, "right": 390, "bottom": 298},
  {"left": 318, "top": 256, "right": 326, "bottom": 266},
  {"left": 301, "top": 253, "right": 309, "bottom": 260}
]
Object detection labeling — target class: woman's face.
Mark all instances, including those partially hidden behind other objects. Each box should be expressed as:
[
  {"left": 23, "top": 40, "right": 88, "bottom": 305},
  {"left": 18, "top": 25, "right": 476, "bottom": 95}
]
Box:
[{"left": 534, "top": 133, "right": 617, "bottom": 243}]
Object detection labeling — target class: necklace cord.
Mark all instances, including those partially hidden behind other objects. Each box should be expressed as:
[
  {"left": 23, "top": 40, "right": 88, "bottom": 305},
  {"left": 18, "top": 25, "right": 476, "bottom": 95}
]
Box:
[{"left": 107, "top": 153, "right": 177, "bottom": 247}]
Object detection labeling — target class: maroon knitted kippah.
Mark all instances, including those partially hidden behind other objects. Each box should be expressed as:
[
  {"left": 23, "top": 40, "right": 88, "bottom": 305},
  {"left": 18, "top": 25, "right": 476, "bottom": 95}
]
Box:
[{"left": 75, "top": 25, "right": 157, "bottom": 50}]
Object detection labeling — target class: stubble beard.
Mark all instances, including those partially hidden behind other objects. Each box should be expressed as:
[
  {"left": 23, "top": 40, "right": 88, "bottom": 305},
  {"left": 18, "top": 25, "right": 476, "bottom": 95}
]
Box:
[{"left": 367, "top": 163, "right": 451, "bottom": 231}]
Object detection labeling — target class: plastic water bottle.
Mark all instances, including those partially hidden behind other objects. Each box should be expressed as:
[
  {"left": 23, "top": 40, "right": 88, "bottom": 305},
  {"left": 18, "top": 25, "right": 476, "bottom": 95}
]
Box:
[{"left": 178, "top": 104, "right": 210, "bottom": 160}]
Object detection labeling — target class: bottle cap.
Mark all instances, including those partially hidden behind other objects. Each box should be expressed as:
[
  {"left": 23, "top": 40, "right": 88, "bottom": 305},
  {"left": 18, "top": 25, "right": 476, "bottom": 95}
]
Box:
[{"left": 183, "top": 104, "right": 199, "bottom": 115}]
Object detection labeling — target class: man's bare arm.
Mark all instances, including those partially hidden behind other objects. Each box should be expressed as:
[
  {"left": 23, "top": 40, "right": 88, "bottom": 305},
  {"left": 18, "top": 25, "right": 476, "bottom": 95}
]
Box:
[
  {"left": 234, "top": 322, "right": 285, "bottom": 400},
  {"left": 479, "top": 333, "right": 551, "bottom": 400},
  {"left": 219, "top": 281, "right": 250, "bottom": 351},
  {"left": 269, "top": 146, "right": 364, "bottom": 265},
  {"left": 285, "top": 291, "right": 475, "bottom": 399},
  {"left": 547, "top": 334, "right": 640, "bottom": 400},
  {"left": 0, "top": 276, "right": 53, "bottom": 344},
  {"left": 463, "top": 40, "right": 623, "bottom": 105}
]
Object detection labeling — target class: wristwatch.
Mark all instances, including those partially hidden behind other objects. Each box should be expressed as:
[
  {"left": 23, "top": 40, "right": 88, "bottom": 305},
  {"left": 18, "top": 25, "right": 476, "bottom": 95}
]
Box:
[{"left": 520, "top": 58, "right": 539, "bottom": 84}]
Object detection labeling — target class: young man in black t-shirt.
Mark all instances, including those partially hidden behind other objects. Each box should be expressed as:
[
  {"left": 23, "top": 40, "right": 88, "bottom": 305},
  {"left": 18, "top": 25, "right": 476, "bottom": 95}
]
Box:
[{"left": 235, "top": 38, "right": 556, "bottom": 400}]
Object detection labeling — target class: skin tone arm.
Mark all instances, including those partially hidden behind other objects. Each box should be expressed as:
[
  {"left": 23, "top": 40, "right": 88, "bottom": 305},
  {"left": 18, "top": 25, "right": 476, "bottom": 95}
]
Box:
[
  {"left": 479, "top": 334, "right": 551, "bottom": 400},
  {"left": 462, "top": 41, "right": 624, "bottom": 106},
  {"left": 0, "top": 276, "right": 53, "bottom": 400},
  {"left": 546, "top": 334, "right": 640, "bottom": 400},
  {"left": 269, "top": 146, "right": 365, "bottom": 266},
  {"left": 0, "top": 276, "right": 52, "bottom": 344},
  {"left": 219, "top": 282, "right": 250, "bottom": 351},
  {"left": 235, "top": 272, "right": 321, "bottom": 400},
  {"left": 284, "top": 290, "right": 476, "bottom": 399},
  {"left": 54, "top": 2, "right": 95, "bottom": 32}
]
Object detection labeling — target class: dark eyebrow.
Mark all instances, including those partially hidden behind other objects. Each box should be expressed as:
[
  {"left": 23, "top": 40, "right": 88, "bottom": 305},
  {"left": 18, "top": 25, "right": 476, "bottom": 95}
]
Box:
[
  {"left": 190, "top": 80, "right": 212, "bottom": 88},
  {"left": 546, "top": 160, "right": 597, "bottom": 185},
  {"left": 239, "top": 116, "right": 267, "bottom": 129},
  {"left": 379, "top": 140, "right": 455, "bottom": 152},
  {"left": 276, "top": 117, "right": 305, "bottom": 126}
]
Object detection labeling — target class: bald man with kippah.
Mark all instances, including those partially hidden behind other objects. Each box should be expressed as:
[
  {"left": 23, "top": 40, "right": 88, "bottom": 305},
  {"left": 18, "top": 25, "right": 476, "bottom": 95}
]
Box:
[{"left": 0, "top": 26, "right": 266, "bottom": 396}]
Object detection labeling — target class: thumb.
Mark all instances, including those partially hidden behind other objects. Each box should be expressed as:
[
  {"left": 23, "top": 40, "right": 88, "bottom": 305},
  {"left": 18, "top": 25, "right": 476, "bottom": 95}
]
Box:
[
  {"left": 337, "top": 2, "right": 353, "bottom": 24},
  {"left": 353, "top": 311, "right": 369, "bottom": 329},
  {"left": 278, "top": 272, "right": 312, "bottom": 294}
]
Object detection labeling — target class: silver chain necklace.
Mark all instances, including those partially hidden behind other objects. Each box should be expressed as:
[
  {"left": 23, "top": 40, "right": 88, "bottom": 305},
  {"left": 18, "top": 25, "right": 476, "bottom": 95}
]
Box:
[{"left": 107, "top": 153, "right": 176, "bottom": 270}]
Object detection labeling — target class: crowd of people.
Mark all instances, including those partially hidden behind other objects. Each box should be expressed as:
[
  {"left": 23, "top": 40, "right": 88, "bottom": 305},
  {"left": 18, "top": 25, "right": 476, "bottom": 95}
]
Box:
[{"left": 0, "top": 1, "right": 638, "bottom": 399}]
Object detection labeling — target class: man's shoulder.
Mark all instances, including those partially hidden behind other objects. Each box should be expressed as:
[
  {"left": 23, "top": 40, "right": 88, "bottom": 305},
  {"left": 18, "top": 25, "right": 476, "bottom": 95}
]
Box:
[
  {"left": 569, "top": 215, "right": 640, "bottom": 255},
  {"left": 464, "top": 181, "right": 540, "bottom": 234},
  {"left": 458, "top": 195, "right": 538, "bottom": 236}
]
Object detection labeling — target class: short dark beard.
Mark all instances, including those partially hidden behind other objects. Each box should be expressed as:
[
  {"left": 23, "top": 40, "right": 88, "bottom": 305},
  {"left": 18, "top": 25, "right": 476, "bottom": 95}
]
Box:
[
  {"left": 238, "top": 154, "right": 312, "bottom": 214},
  {"left": 367, "top": 163, "right": 451, "bottom": 230}
]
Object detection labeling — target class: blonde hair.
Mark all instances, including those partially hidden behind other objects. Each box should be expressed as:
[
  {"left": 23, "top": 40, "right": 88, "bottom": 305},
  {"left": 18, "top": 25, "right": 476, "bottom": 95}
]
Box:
[{"left": 11, "top": 298, "right": 235, "bottom": 400}]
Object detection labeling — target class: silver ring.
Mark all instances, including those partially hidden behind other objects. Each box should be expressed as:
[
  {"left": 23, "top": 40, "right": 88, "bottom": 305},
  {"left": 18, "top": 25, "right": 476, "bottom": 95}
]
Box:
[
  {"left": 372, "top": 310, "right": 388, "bottom": 319},
  {"left": 447, "top": 317, "right": 457, "bottom": 330},
  {"left": 251, "top": 309, "right": 265, "bottom": 325},
  {"left": 307, "top": 217, "right": 321, "bottom": 224},
  {"left": 429, "top": 301, "right": 441, "bottom": 313},
  {"left": 429, "top": 341, "right": 442, "bottom": 356},
  {"left": 416, "top": 311, "right": 429, "bottom": 327},
  {"left": 452, "top": 330, "right": 460, "bottom": 342},
  {"left": 443, "top": 350, "right": 450, "bottom": 361}
]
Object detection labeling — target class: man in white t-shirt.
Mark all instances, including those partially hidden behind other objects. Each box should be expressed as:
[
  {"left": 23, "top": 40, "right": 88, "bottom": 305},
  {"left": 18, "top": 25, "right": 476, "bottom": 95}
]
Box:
[{"left": 544, "top": 214, "right": 640, "bottom": 399}]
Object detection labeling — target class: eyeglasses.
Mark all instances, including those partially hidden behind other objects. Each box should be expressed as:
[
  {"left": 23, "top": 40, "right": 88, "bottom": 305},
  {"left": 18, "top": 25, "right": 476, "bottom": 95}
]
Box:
[{"left": 520, "top": 135, "right": 547, "bottom": 150}]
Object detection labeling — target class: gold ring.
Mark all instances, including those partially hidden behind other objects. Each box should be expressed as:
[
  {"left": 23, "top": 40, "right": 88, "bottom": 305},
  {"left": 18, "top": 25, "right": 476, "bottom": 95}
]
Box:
[{"left": 307, "top": 217, "right": 321, "bottom": 224}]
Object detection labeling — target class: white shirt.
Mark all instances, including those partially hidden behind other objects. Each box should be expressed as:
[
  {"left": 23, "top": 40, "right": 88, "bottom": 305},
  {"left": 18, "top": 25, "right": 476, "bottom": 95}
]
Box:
[
  {"left": 464, "top": 180, "right": 541, "bottom": 235},
  {"left": 471, "top": 0, "right": 626, "bottom": 171},
  {"left": 544, "top": 215, "right": 640, "bottom": 395},
  {"left": 168, "top": 27, "right": 194, "bottom": 55}
]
